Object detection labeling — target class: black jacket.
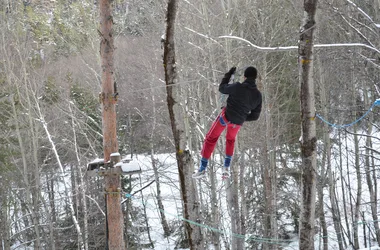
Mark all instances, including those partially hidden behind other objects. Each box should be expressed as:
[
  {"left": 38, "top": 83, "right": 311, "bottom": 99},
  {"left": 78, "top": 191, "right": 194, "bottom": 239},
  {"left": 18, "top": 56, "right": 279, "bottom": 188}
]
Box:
[{"left": 219, "top": 73, "right": 262, "bottom": 125}]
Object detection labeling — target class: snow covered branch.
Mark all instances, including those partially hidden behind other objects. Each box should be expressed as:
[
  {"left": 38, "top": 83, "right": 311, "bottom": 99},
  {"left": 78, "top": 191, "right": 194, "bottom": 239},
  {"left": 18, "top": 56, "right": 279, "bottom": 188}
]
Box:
[
  {"left": 219, "top": 35, "right": 298, "bottom": 51},
  {"left": 184, "top": 27, "right": 380, "bottom": 54},
  {"left": 219, "top": 35, "right": 380, "bottom": 55},
  {"left": 344, "top": 0, "right": 380, "bottom": 28}
]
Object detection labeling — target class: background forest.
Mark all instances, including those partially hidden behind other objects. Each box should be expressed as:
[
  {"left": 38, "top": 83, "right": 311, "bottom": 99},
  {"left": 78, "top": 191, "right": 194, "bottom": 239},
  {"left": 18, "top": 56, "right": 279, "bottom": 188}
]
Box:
[{"left": 0, "top": 0, "right": 380, "bottom": 249}]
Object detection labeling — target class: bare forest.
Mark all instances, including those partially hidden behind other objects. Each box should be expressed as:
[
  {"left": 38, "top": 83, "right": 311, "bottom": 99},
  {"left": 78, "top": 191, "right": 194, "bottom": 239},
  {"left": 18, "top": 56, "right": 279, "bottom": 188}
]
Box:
[{"left": 0, "top": 0, "right": 380, "bottom": 250}]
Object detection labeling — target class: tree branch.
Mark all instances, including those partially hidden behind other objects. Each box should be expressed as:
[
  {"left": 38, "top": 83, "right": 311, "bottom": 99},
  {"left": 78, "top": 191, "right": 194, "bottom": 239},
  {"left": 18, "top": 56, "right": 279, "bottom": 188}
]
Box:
[
  {"left": 121, "top": 180, "right": 156, "bottom": 204},
  {"left": 184, "top": 27, "right": 380, "bottom": 54}
]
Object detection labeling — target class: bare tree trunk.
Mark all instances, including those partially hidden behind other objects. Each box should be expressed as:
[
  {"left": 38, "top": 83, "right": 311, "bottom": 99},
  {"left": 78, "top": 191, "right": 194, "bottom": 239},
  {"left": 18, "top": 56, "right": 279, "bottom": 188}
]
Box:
[
  {"left": 163, "top": 0, "right": 203, "bottom": 248},
  {"left": 138, "top": 178, "right": 154, "bottom": 248},
  {"left": 36, "top": 106, "right": 84, "bottom": 249},
  {"left": 329, "top": 175, "right": 346, "bottom": 250},
  {"left": 70, "top": 103, "right": 89, "bottom": 250},
  {"left": 316, "top": 56, "right": 328, "bottom": 250},
  {"left": 28, "top": 95, "right": 43, "bottom": 250},
  {"left": 196, "top": 4, "right": 221, "bottom": 248},
  {"left": 352, "top": 127, "right": 361, "bottom": 249},
  {"left": 224, "top": 140, "right": 243, "bottom": 249},
  {"left": 363, "top": 91, "right": 380, "bottom": 246},
  {"left": 46, "top": 172, "right": 57, "bottom": 250},
  {"left": 262, "top": 59, "right": 271, "bottom": 250},
  {"left": 0, "top": 188, "right": 11, "bottom": 250},
  {"left": 149, "top": 79, "right": 170, "bottom": 237},
  {"left": 260, "top": 55, "right": 279, "bottom": 250},
  {"left": 10, "top": 94, "right": 41, "bottom": 249},
  {"left": 370, "top": 136, "right": 380, "bottom": 246},
  {"left": 343, "top": 131, "right": 355, "bottom": 248},
  {"left": 152, "top": 154, "right": 171, "bottom": 237},
  {"left": 239, "top": 153, "right": 247, "bottom": 246},
  {"left": 99, "top": 0, "right": 125, "bottom": 249},
  {"left": 321, "top": 116, "right": 345, "bottom": 249},
  {"left": 209, "top": 162, "right": 220, "bottom": 250},
  {"left": 225, "top": 171, "right": 240, "bottom": 250},
  {"left": 78, "top": 168, "right": 89, "bottom": 250},
  {"left": 298, "top": 1, "right": 318, "bottom": 249},
  {"left": 351, "top": 94, "right": 361, "bottom": 250},
  {"left": 145, "top": 57, "right": 170, "bottom": 242}
]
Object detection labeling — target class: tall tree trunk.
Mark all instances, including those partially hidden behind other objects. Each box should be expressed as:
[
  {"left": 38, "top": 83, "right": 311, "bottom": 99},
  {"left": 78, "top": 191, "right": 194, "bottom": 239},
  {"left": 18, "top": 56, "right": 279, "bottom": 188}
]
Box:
[
  {"left": 36, "top": 105, "right": 84, "bottom": 249},
  {"left": 195, "top": 3, "right": 222, "bottom": 248},
  {"left": 149, "top": 76, "right": 170, "bottom": 238},
  {"left": 138, "top": 178, "right": 154, "bottom": 248},
  {"left": 352, "top": 121, "right": 361, "bottom": 250},
  {"left": 99, "top": 0, "right": 125, "bottom": 249},
  {"left": 316, "top": 56, "right": 328, "bottom": 250},
  {"left": 152, "top": 154, "right": 171, "bottom": 237},
  {"left": 317, "top": 54, "right": 345, "bottom": 250},
  {"left": 10, "top": 94, "right": 41, "bottom": 249},
  {"left": 298, "top": 1, "right": 318, "bottom": 249},
  {"left": 0, "top": 188, "right": 11, "bottom": 250},
  {"left": 239, "top": 152, "right": 247, "bottom": 247},
  {"left": 317, "top": 162, "right": 328, "bottom": 250},
  {"left": 225, "top": 169, "right": 241, "bottom": 250},
  {"left": 363, "top": 90, "right": 380, "bottom": 246},
  {"left": 351, "top": 83, "right": 361, "bottom": 250},
  {"left": 70, "top": 103, "right": 89, "bottom": 250},
  {"left": 261, "top": 54, "right": 278, "bottom": 250},
  {"left": 209, "top": 162, "right": 220, "bottom": 250},
  {"left": 163, "top": 0, "right": 203, "bottom": 248},
  {"left": 325, "top": 128, "right": 345, "bottom": 250},
  {"left": 46, "top": 172, "right": 57, "bottom": 250}
]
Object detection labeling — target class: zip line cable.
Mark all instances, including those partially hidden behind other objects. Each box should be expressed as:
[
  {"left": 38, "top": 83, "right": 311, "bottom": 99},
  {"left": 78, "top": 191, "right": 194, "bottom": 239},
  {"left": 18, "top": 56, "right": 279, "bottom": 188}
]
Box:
[{"left": 316, "top": 99, "right": 380, "bottom": 128}]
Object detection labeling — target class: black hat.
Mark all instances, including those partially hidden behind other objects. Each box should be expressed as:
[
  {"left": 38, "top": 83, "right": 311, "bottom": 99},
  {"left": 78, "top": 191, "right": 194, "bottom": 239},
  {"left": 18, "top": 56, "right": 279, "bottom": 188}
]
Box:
[{"left": 244, "top": 66, "right": 257, "bottom": 79}]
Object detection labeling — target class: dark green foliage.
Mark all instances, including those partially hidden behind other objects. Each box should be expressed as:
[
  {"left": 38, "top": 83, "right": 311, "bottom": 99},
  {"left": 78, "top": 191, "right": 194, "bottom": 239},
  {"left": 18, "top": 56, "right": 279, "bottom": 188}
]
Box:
[
  {"left": 0, "top": 93, "right": 18, "bottom": 172},
  {"left": 24, "top": 6, "right": 50, "bottom": 43},
  {"left": 23, "top": 0, "right": 98, "bottom": 59},
  {"left": 68, "top": 73, "right": 102, "bottom": 153},
  {"left": 69, "top": 74, "right": 100, "bottom": 122},
  {"left": 113, "top": 0, "right": 164, "bottom": 36},
  {"left": 41, "top": 76, "right": 60, "bottom": 104}
]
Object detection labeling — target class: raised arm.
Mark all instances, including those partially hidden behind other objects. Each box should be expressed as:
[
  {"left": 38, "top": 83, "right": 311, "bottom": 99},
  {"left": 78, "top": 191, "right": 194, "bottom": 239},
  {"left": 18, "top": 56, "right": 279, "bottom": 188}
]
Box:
[{"left": 219, "top": 67, "right": 237, "bottom": 94}]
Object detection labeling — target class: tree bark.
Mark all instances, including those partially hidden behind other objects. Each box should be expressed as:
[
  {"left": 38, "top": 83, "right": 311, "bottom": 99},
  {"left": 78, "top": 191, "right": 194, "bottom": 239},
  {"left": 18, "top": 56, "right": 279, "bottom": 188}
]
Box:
[
  {"left": 152, "top": 154, "right": 171, "bottom": 237},
  {"left": 316, "top": 55, "right": 328, "bottom": 250},
  {"left": 70, "top": 103, "right": 89, "bottom": 250},
  {"left": 239, "top": 153, "right": 247, "bottom": 247},
  {"left": 352, "top": 87, "right": 361, "bottom": 250},
  {"left": 363, "top": 90, "right": 380, "bottom": 246},
  {"left": 260, "top": 54, "right": 279, "bottom": 250},
  {"left": 325, "top": 127, "right": 345, "bottom": 250},
  {"left": 46, "top": 171, "right": 57, "bottom": 250},
  {"left": 10, "top": 94, "right": 42, "bottom": 249},
  {"left": 163, "top": 0, "right": 203, "bottom": 249},
  {"left": 0, "top": 188, "right": 11, "bottom": 250},
  {"left": 298, "top": 1, "right": 318, "bottom": 249},
  {"left": 225, "top": 165, "right": 241, "bottom": 250},
  {"left": 99, "top": 0, "right": 125, "bottom": 249}
]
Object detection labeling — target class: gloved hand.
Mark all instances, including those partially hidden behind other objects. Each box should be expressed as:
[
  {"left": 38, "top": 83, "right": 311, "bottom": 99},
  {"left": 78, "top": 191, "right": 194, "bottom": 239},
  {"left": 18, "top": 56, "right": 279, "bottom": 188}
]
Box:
[{"left": 227, "top": 67, "right": 236, "bottom": 75}]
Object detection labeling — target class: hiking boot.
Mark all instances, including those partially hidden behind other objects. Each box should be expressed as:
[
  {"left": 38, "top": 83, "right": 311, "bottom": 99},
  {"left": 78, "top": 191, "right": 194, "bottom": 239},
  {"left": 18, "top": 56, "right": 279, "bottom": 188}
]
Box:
[
  {"left": 192, "top": 170, "right": 206, "bottom": 179},
  {"left": 222, "top": 168, "right": 230, "bottom": 179}
]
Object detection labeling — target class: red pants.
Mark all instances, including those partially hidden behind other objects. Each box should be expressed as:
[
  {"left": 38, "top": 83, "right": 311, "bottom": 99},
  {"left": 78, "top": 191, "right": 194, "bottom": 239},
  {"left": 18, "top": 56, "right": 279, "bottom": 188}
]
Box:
[{"left": 201, "top": 109, "right": 241, "bottom": 159}]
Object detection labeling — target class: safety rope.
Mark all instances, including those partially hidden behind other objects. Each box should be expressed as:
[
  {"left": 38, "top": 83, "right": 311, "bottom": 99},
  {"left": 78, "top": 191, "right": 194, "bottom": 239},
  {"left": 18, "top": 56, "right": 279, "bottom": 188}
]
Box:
[
  {"left": 124, "top": 193, "right": 296, "bottom": 247},
  {"left": 316, "top": 99, "right": 380, "bottom": 128}
]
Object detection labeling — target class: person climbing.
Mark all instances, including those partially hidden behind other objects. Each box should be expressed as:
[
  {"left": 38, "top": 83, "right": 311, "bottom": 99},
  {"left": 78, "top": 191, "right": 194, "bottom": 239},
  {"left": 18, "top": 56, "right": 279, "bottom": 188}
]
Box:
[{"left": 192, "top": 66, "right": 262, "bottom": 179}]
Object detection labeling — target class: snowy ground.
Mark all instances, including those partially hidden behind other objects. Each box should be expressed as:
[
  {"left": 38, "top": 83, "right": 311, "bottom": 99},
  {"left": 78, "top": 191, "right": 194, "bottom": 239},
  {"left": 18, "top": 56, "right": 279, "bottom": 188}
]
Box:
[{"left": 124, "top": 144, "right": 380, "bottom": 250}]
